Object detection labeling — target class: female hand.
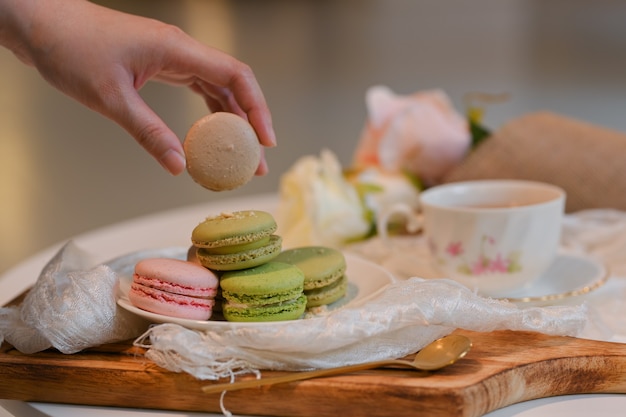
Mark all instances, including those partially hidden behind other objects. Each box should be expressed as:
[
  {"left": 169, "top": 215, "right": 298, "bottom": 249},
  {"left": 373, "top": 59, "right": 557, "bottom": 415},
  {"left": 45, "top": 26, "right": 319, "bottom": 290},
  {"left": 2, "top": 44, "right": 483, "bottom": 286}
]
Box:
[{"left": 0, "top": 0, "right": 276, "bottom": 175}]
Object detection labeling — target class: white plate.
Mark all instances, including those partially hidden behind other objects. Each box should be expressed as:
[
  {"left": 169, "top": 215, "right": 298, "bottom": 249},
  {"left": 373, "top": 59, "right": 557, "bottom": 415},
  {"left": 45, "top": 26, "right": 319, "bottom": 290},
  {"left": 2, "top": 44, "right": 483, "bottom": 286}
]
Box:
[
  {"left": 114, "top": 247, "right": 394, "bottom": 330},
  {"left": 498, "top": 253, "right": 609, "bottom": 305}
]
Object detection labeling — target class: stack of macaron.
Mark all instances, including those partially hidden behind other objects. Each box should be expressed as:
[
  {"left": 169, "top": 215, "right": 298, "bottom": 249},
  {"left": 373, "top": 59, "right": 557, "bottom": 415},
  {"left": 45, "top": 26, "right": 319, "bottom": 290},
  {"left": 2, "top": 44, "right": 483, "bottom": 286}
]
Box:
[
  {"left": 189, "top": 210, "right": 308, "bottom": 322},
  {"left": 128, "top": 210, "right": 349, "bottom": 323},
  {"left": 128, "top": 113, "right": 346, "bottom": 323}
]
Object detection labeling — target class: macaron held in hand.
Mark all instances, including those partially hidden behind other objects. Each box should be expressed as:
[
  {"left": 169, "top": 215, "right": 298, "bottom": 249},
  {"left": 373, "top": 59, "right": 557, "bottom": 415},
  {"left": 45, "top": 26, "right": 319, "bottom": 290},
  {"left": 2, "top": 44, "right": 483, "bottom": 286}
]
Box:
[
  {"left": 184, "top": 112, "right": 262, "bottom": 191},
  {"left": 128, "top": 258, "right": 219, "bottom": 320}
]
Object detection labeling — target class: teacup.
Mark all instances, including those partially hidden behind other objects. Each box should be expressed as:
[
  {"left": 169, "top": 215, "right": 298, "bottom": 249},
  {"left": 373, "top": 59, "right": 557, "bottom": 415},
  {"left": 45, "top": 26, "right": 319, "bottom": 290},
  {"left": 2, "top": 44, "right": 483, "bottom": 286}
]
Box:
[{"left": 378, "top": 180, "right": 566, "bottom": 297}]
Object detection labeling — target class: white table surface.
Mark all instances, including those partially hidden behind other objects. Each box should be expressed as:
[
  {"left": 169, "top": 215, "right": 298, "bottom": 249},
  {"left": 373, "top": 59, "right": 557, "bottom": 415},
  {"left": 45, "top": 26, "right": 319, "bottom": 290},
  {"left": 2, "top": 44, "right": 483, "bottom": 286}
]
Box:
[{"left": 1, "top": 193, "right": 625, "bottom": 417}]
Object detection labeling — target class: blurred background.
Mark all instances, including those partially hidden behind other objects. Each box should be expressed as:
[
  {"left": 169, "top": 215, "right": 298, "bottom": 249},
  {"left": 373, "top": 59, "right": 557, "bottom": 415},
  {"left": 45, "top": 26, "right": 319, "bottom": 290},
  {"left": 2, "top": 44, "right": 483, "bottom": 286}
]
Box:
[{"left": 2, "top": 0, "right": 626, "bottom": 276}]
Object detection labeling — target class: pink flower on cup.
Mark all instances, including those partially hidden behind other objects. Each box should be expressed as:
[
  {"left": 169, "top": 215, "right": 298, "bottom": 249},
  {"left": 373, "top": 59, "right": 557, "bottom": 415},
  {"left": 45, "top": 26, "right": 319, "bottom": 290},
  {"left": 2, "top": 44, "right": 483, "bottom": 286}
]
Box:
[
  {"left": 470, "top": 254, "right": 509, "bottom": 275},
  {"left": 487, "top": 253, "right": 511, "bottom": 273},
  {"left": 439, "top": 236, "right": 522, "bottom": 276},
  {"left": 470, "top": 256, "right": 490, "bottom": 275},
  {"left": 446, "top": 241, "right": 464, "bottom": 257},
  {"left": 353, "top": 86, "right": 471, "bottom": 186}
]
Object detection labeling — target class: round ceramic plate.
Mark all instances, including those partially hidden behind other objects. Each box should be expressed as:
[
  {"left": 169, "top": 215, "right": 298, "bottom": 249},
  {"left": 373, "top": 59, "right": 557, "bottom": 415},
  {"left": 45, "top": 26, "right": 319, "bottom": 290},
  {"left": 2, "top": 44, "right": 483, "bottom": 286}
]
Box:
[
  {"left": 114, "top": 247, "right": 394, "bottom": 330},
  {"left": 498, "top": 253, "right": 609, "bottom": 305}
]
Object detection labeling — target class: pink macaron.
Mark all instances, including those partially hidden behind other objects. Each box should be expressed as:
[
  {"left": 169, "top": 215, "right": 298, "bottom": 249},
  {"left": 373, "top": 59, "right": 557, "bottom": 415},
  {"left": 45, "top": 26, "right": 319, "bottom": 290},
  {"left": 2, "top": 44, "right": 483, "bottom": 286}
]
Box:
[{"left": 128, "top": 258, "right": 219, "bottom": 321}]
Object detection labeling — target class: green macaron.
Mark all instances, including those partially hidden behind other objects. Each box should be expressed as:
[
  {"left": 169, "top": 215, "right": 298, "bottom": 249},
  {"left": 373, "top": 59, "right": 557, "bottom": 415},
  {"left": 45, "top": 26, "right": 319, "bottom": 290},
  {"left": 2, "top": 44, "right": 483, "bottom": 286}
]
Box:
[
  {"left": 196, "top": 235, "right": 282, "bottom": 271},
  {"left": 304, "top": 274, "right": 348, "bottom": 307},
  {"left": 191, "top": 210, "right": 281, "bottom": 271},
  {"left": 220, "top": 261, "right": 307, "bottom": 322},
  {"left": 273, "top": 246, "right": 348, "bottom": 308},
  {"left": 192, "top": 210, "right": 277, "bottom": 248}
]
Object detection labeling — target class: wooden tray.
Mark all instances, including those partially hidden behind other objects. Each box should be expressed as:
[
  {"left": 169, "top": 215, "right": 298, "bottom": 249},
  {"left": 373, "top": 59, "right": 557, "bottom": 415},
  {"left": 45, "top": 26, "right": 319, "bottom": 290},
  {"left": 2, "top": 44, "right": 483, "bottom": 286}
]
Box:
[{"left": 2, "top": 328, "right": 626, "bottom": 417}]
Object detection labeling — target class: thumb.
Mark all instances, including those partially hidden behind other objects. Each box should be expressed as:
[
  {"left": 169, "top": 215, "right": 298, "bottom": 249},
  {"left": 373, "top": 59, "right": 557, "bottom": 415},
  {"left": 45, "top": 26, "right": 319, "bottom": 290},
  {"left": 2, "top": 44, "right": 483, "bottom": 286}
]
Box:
[{"left": 111, "top": 89, "right": 186, "bottom": 175}]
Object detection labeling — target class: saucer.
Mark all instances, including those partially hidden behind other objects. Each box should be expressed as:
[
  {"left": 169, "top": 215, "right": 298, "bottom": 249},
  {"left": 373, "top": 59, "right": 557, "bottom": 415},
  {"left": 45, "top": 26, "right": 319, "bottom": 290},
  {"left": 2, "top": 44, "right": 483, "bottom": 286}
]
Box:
[{"left": 498, "top": 253, "right": 609, "bottom": 305}]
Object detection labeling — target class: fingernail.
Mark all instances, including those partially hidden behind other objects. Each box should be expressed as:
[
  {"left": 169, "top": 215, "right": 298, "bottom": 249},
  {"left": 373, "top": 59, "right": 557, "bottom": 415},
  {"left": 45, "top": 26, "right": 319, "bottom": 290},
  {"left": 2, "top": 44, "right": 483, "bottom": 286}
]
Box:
[
  {"left": 256, "top": 158, "right": 269, "bottom": 176},
  {"left": 160, "top": 150, "right": 186, "bottom": 176},
  {"left": 268, "top": 132, "right": 277, "bottom": 147}
]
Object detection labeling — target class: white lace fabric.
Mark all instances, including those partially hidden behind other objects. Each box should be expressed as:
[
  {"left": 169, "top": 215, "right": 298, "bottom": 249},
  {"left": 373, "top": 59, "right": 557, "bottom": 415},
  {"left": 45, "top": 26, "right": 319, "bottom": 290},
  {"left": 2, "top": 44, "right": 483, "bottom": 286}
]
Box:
[{"left": 0, "top": 242, "right": 147, "bottom": 354}]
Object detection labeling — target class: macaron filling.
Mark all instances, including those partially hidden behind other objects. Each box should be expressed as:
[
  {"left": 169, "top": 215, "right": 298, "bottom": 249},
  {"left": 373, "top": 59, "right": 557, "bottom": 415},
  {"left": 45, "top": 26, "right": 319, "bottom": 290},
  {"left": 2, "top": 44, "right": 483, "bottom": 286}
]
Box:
[
  {"left": 196, "top": 235, "right": 282, "bottom": 271},
  {"left": 304, "top": 275, "right": 348, "bottom": 308},
  {"left": 202, "top": 236, "right": 271, "bottom": 255},
  {"left": 129, "top": 283, "right": 216, "bottom": 321},
  {"left": 221, "top": 286, "right": 305, "bottom": 306},
  {"left": 133, "top": 274, "right": 217, "bottom": 298},
  {"left": 222, "top": 295, "right": 307, "bottom": 322},
  {"left": 303, "top": 268, "right": 346, "bottom": 291},
  {"left": 130, "top": 282, "right": 215, "bottom": 308}
]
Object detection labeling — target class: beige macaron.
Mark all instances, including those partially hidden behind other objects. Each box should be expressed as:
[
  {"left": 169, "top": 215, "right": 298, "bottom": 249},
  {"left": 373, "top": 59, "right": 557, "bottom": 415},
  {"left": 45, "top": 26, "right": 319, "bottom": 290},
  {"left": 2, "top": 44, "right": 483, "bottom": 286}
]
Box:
[{"left": 184, "top": 112, "right": 261, "bottom": 191}]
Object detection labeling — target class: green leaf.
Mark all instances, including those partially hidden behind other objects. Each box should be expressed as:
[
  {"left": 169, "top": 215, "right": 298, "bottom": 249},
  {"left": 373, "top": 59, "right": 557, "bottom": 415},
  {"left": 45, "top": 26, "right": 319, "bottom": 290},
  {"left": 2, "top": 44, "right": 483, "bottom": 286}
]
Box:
[
  {"left": 354, "top": 182, "right": 384, "bottom": 196},
  {"left": 401, "top": 170, "right": 424, "bottom": 191},
  {"left": 469, "top": 118, "right": 491, "bottom": 149}
]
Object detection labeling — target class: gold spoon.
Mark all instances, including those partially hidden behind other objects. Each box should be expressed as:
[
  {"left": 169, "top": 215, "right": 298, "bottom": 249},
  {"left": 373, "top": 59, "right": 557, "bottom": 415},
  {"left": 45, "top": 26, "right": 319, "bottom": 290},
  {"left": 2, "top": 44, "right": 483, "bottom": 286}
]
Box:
[{"left": 202, "top": 334, "right": 472, "bottom": 394}]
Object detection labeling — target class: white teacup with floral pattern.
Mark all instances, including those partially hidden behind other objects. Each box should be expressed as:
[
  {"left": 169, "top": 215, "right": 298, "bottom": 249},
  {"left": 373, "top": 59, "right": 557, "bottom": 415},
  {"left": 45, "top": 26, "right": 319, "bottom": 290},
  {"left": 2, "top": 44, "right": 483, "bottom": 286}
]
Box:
[
  {"left": 420, "top": 180, "right": 565, "bottom": 297},
  {"left": 377, "top": 180, "right": 566, "bottom": 297}
]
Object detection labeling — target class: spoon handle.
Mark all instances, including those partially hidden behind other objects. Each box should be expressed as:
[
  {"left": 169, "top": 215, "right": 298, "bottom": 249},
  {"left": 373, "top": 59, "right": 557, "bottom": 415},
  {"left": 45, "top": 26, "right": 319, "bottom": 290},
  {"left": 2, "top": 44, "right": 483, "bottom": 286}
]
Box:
[{"left": 201, "top": 359, "right": 406, "bottom": 394}]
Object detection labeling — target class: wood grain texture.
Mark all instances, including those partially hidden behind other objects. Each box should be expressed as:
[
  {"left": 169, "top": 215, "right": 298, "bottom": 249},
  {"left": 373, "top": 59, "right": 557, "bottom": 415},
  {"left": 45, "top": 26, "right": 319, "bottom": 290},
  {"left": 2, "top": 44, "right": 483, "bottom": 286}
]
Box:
[{"left": 2, "top": 329, "right": 626, "bottom": 416}]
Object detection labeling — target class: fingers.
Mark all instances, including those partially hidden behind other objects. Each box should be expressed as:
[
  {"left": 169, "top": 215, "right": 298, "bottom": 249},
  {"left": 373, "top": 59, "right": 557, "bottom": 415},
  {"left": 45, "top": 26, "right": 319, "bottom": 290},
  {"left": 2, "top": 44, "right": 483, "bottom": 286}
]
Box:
[
  {"left": 159, "top": 148, "right": 187, "bottom": 176},
  {"left": 112, "top": 87, "right": 269, "bottom": 178},
  {"left": 191, "top": 77, "right": 276, "bottom": 149},
  {"left": 168, "top": 39, "right": 277, "bottom": 149},
  {"left": 227, "top": 68, "right": 277, "bottom": 149}
]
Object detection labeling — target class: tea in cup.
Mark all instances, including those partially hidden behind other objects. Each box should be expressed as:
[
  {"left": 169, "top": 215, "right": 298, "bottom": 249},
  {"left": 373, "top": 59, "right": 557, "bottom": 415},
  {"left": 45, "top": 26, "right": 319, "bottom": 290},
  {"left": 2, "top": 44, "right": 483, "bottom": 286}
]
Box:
[{"left": 380, "top": 180, "right": 566, "bottom": 297}]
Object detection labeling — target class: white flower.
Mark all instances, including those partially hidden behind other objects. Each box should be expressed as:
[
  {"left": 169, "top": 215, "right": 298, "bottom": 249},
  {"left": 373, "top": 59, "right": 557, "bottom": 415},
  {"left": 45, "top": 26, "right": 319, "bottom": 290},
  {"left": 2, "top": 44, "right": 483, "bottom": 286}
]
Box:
[
  {"left": 347, "top": 166, "right": 421, "bottom": 222},
  {"left": 353, "top": 86, "right": 471, "bottom": 186},
  {"left": 276, "top": 149, "right": 370, "bottom": 248}
]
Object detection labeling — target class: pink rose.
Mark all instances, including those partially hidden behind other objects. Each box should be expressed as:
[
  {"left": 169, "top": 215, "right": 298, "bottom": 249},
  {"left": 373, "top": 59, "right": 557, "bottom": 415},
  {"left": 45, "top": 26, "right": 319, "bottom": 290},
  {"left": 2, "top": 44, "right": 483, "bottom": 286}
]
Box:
[{"left": 353, "top": 86, "right": 471, "bottom": 186}]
